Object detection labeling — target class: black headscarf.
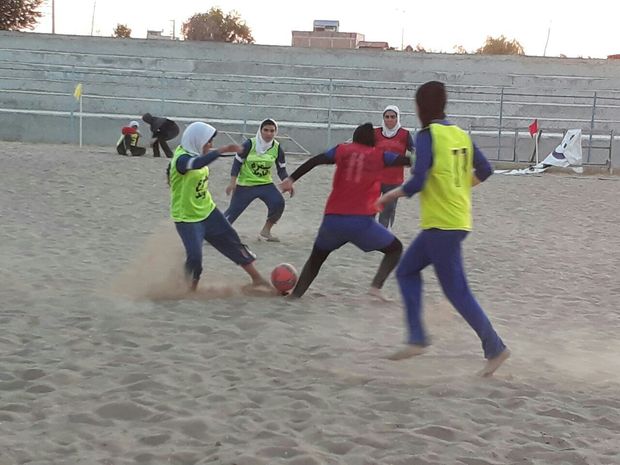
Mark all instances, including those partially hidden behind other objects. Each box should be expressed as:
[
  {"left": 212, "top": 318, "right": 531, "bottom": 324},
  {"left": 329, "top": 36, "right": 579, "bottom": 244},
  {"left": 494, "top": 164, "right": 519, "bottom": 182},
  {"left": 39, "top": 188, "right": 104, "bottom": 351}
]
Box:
[
  {"left": 416, "top": 81, "right": 447, "bottom": 128},
  {"left": 352, "top": 122, "right": 375, "bottom": 147}
]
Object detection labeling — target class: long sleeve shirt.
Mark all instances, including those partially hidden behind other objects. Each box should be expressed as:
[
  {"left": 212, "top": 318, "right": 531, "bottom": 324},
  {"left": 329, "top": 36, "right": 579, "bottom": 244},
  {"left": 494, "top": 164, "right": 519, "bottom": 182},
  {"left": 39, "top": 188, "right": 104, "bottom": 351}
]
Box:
[
  {"left": 176, "top": 151, "right": 221, "bottom": 173},
  {"left": 402, "top": 120, "right": 493, "bottom": 197},
  {"left": 230, "top": 139, "right": 289, "bottom": 180}
]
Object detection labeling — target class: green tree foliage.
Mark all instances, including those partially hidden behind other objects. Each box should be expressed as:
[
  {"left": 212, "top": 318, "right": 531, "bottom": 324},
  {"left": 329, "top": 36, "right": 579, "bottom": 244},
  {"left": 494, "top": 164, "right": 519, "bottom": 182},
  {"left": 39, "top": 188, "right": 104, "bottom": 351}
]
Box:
[
  {"left": 476, "top": 35, "right": 524, "bottom": 55},
  {"left": 0, "top": 0, "right": 43, "bottom": 31},
  {"left": 182, "top": 7, "right": 254, "bottom": 43},
  {"left": 113, "top": 23, "right": 131, "bottom": 38}
]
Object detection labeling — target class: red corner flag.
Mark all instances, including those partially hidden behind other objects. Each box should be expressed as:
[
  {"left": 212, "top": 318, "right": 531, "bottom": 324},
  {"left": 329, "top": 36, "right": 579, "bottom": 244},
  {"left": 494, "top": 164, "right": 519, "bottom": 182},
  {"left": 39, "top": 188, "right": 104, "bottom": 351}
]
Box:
[{"left": 528, "top": 119, "right": 539, "bottom": 137}]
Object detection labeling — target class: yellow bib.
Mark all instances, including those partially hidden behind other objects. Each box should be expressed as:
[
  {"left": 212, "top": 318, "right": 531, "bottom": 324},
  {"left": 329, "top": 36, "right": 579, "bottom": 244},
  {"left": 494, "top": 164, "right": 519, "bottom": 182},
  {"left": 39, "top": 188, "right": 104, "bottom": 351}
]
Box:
[
  {"left": 420, "top": 123, "right": 473, "bottom": 231},
  {"left": 169, "top": 146, "right": 216, "bottom": 222}
]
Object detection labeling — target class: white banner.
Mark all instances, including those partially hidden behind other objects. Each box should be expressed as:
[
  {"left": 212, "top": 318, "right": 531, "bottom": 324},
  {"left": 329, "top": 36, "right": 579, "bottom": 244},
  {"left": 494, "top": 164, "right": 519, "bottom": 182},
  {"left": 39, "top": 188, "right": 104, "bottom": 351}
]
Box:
[{"left": 540, "top": 129, "right": 582, "bottom": 167}]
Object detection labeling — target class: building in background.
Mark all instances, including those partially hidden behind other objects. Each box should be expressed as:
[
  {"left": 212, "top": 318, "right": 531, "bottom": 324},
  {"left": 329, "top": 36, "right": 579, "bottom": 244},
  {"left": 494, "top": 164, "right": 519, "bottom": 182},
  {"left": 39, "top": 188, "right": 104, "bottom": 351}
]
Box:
[
  {"left": 292, "top": 20, "right": 386, "bottom": 50},
  {"left": 146, "top": 30, "right": 172, "bottom": 40},
  {"left": 358, "top": 41, "right": 390, "bottom": 50}
]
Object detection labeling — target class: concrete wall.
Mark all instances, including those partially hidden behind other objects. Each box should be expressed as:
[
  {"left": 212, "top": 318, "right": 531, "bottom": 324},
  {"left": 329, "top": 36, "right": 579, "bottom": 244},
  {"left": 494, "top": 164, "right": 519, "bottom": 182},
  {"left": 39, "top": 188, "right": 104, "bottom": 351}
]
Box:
[{"left": 0, "top": 31, "right": 618, "bottom": 166}]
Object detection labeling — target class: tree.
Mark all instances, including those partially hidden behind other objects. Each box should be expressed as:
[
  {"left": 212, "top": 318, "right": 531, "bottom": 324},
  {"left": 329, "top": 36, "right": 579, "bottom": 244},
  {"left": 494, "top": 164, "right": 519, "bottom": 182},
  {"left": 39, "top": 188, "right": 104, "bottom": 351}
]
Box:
[
  {"left": 0, "top": 0, "right": 43, "bottom": 31},
  {"left": 453, "top": 45, "right": 469, "bottom": 54},
  {"left": 182, "top": 7, "right": 254, "bottom": 43},
  {"left": 113, "top": 23, "right": 131, "bottom": 38},
  {"left": 476, "top": 35, "right": 524, "bottom": 55}
]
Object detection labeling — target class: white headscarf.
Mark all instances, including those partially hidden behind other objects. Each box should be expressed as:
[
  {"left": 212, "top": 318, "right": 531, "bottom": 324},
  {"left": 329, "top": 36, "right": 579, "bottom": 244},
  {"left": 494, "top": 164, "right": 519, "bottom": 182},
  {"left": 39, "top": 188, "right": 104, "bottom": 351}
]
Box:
[
  {"left": 181, "top": 122, "right": 216, "bottom": 156},
  {"left": 255, "top": 119, "right": 278, "bottom": 154},
  {"left": 381, "top": 105, "right": 402, "bottom": 138},
  {"left": 129, "top": 120, "right": 140, "bottom": 128}
]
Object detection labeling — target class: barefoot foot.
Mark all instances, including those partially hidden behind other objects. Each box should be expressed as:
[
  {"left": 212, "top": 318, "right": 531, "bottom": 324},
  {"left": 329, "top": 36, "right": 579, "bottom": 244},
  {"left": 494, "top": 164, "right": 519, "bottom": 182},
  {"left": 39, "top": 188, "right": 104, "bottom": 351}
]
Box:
[
  {"left": 259, "top": 231, "right": 280, "bottom": 242},
  {"left": 242, "top": 283, "right": 277, "bottom": 296},
  {"left": 368, "top": 287, "right": 395, "bottom": 302},
  {"left": 386, "top": 344, "right": 427, "bottom": 361},
  {"left": 478, "top": 348, "right": 510, "bottom": 377}
]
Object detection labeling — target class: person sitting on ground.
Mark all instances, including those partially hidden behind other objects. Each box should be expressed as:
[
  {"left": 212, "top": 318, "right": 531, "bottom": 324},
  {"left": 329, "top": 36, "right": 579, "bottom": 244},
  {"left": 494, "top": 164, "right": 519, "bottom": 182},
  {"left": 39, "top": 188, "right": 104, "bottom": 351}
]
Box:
[{"left": 116, "top": 120, "right": 146, "bottom": 156}]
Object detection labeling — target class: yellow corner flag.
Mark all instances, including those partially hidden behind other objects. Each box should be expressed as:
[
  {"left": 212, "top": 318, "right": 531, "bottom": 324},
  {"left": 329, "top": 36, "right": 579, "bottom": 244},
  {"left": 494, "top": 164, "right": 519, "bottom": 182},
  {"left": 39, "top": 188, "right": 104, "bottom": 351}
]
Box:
[{"left": 73, "top": 83, "right": 83, "bottom": 101}]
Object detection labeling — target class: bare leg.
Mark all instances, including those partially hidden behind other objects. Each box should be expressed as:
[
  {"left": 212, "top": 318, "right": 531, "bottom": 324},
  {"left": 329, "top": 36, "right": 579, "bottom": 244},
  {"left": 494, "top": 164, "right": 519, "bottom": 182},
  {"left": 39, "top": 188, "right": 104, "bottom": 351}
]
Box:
[
  {"left": 241, "top": 262, "right": 270, "bottom": 287},
  {"left": 259, "top": 220, "right": 280, "bottom": 242},
  {"left": 369, "top": 238, "right": 403, "bottom": 301},
  {"left": 289, "top": 246, "right": 331, "bottom": 298},
  {"left": 240, "top": 263, "right": 279, "bottom": 297}
]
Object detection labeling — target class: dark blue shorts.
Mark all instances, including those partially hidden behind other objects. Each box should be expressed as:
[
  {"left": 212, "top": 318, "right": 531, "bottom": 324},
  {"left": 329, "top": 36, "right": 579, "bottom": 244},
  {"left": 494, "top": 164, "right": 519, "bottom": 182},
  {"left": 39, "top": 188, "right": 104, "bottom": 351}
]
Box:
[
  {"left": 175, "top": 208, "right": 255, "bottom": 266},
  {"left": 314, "top": 214, "right": 395, "bottom": 252}
]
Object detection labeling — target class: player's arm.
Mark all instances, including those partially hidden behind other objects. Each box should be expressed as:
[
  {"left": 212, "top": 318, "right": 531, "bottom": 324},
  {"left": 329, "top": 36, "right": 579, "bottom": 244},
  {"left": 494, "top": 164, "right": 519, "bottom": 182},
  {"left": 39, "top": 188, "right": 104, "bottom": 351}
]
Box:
[
  {"left": 384, "top": 151, "right": 412, "bottom": 167},
  {"left": 227, "top": 140, "right": 252, "bottom": 195},
  {"left": 472, "top": 143, "right": 493, "bottom": 187},
  {"left": 407, "top": 131, "right": 415, "bottom": 152},
  {"left": 376, "top": 131, "right": 432, "bottom": 208},
  {"left": 276, "top": 145, "right": 289, "bottom": 181},
  {"left": 279, "top": 147, "right": 336, "bottom": 194},
  {"left": 177, "top": 144, "right": 243, "bottom": 174}
]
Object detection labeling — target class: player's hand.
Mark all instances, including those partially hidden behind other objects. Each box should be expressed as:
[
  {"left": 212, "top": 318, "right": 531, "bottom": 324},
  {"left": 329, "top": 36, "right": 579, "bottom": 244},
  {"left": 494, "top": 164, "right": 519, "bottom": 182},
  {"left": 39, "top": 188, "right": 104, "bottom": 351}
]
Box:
[
  {"left": 279, "top": 177, "right": 294, "bottom": 195},
  {"left": 375, "top": 195, "right": 387, "bottom": 210},
  {"left": 225, "top": 182, "right": 236, "bottom": 196},
  {"left": 219, "top": 144, "right": 243, "bottom": 155},
  {"left": 376, "top": 187, "right": 404, "bottom": 209}
]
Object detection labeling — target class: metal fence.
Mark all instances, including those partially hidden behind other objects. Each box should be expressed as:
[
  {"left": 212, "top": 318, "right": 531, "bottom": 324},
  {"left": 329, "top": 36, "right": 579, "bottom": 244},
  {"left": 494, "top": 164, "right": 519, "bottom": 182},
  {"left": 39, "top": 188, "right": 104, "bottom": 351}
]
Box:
[{"left": 1, "top": 59, "right": 619, "bottom": 167}]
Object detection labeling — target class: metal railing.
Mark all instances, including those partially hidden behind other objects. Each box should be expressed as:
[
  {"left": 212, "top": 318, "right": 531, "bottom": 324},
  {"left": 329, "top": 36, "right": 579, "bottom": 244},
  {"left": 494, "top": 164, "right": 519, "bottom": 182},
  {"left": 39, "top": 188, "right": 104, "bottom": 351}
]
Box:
[{"left": 1, "top": 59, "right": 619, "bottom": 166}]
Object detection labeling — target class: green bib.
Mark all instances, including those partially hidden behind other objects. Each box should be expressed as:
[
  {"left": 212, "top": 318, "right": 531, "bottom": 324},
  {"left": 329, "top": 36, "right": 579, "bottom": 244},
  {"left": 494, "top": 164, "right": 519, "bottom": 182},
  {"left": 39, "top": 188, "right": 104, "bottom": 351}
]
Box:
[
  {"left": 237, "top": 138, "right": 279, "bottom": 186},
  {"left": 169, "top": 145, "right": 216, "bottom": 222},
  {"left": 420, "top": 124, "right": 474, "bottom": 231}
]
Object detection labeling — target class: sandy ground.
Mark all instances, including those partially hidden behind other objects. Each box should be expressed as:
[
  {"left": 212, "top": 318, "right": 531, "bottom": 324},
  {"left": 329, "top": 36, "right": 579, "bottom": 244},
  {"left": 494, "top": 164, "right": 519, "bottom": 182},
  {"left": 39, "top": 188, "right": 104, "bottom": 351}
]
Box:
[{"left": 1, "top": 142, "right": 620, "bottom": 465}]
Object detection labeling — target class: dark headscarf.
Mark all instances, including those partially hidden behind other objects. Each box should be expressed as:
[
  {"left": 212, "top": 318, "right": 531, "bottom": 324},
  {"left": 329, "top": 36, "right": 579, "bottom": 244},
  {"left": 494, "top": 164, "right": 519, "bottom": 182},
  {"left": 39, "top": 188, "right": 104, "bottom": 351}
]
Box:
[
  {"left": 415, "top": 81, "right": 447, "bottom": 128},
  {"left": 352, "top": 122, "right": 375, "bottom": 147}
]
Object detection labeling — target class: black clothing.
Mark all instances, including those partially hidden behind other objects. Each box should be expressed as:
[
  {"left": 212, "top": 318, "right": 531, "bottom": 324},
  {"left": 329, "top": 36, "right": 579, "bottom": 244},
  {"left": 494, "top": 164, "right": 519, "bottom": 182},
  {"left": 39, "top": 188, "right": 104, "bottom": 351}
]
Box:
[{"left": 142, "top": 113, "right": 180, "bottom": 158}]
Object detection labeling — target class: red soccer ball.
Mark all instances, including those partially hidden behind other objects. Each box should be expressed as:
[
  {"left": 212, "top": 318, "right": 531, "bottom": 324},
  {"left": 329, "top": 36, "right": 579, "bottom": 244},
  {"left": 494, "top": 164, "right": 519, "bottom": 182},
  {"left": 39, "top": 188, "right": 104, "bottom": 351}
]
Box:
[{"left": 270, "top": 263, "right": 298, "bottom": 294}]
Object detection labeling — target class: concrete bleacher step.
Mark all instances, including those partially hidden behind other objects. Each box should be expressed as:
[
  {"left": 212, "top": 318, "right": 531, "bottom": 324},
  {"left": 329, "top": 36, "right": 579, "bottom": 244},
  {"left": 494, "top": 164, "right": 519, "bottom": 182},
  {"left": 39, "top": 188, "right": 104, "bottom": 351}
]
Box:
[{"left": 1, "top": 31, "right": 620, "bottom": 164}]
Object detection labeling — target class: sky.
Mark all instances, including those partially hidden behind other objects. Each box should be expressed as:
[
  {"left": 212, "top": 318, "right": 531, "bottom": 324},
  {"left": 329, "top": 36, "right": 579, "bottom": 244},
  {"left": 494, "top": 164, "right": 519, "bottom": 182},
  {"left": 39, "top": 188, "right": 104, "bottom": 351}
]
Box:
[{"left": 33, "top": 0, "right": 619, "bottom": 58}]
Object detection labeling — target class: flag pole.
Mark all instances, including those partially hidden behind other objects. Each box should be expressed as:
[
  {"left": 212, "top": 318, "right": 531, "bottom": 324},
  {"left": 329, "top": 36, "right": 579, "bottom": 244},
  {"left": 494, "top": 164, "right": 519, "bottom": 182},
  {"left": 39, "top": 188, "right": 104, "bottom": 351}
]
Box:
[
  {"left": 535, "top": 130, "right": 539, "bottom": 165},
  {"left": 74, "top": 83, "right": 83, "bottom": 146},
  {"left": 79, "top": 95, "right": 83, "bottom": 147}
]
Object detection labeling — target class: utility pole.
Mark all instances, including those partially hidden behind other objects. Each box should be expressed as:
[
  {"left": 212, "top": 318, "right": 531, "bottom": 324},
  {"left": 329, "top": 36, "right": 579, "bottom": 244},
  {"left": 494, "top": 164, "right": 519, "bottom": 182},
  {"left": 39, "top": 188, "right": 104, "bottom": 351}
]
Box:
[
  {"left": 543, "top": 22, "right": 551, "bottom": 56},
  {"left": 170, "top": 19, "right": 176, "bottom": 40},
  {"left": 395, "top": 8, "right": 407, "bottom": 50},
  {"left": 90, "top": 0, "right": 96, "bottom": 36},
  {"left": 51, "top": 0, "right": 55, "bottom": 34}
]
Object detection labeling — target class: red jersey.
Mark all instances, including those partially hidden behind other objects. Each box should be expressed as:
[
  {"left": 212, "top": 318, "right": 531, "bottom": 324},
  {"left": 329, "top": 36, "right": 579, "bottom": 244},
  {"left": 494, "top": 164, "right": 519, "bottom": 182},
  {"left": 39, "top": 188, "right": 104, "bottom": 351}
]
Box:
[
  {"left": 375, "top": 127, "right": 411, "bottom": 185},
  {"left": 324, "top": 143, "right": 386, "bottom": 216}
]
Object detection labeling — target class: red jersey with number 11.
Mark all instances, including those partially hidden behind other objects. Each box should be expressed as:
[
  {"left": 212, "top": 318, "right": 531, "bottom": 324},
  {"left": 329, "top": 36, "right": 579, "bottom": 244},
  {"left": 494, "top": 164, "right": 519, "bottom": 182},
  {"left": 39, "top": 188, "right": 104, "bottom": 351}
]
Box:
[{"left": 324, "top": 143, "right": 386, "bottom": 215}]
